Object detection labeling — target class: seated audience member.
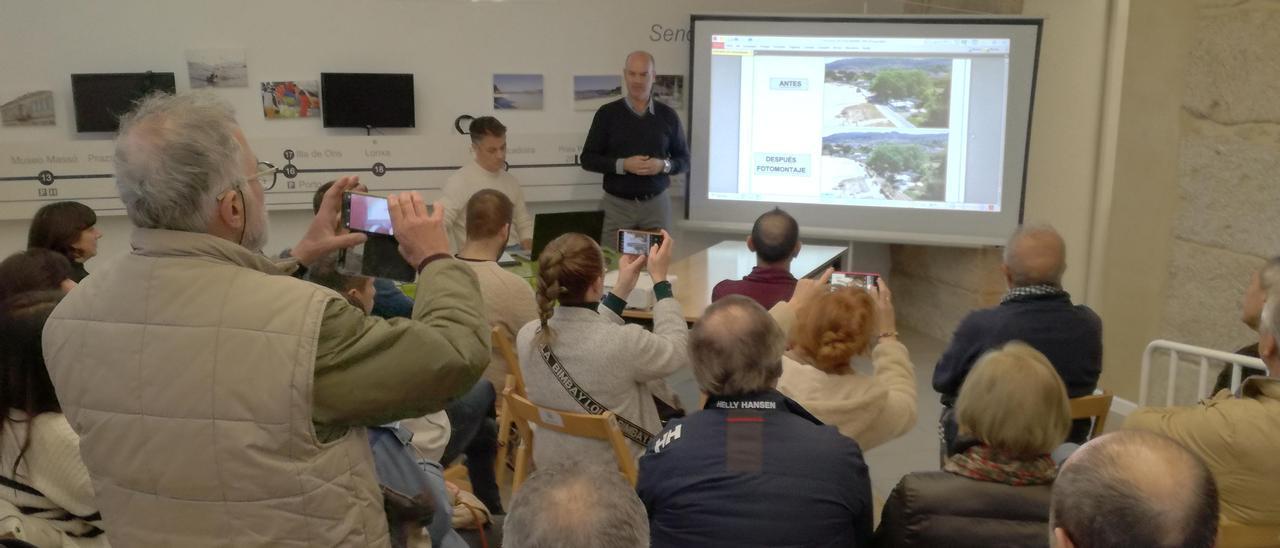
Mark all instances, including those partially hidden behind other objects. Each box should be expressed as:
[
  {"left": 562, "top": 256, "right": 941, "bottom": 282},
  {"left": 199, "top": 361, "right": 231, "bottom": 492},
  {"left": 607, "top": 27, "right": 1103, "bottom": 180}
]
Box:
[
  {"left": 1125, "top": 292, "right": 1280, "bottom": 525},
  {"left": 1050, "top": 430, "right": 1218, "bottom": 548},
  {"left": 441, "top": 116, "right": 534, "bottom": 251},
  {"left": 28, "top": 201, "right": 101, "bottom": 283},
  {"left": 503, "top": 462, "right": 648, "bottom": 548},
  {"left": 517, "top": 231, "right": 687, "bottom": 467},
  {"left": 711, "top": 208, "right": 801, "bottom": 309},
  {"left": 306, "top": 254, "right": 504, "bottom": 515},
  {"left": 0, "top": 249, "right": 76, "bottom": 303},
  {"left": 455, "top": 189, "right": 539, "bottom": 393},
  {"left": 41, "top": 91, "right": 490, "bottom": 546},
  {"left": 639, "top": 296, "right": 873, "bottom": 548},
  {"left": 305, "top": 180, "right": 415, "bottom": 319},
  {"left": 933, "top": 224, "right": 1101, "bottom": 450},
  {"left": 875, "top": 342, "right": 1070, "bottom": 548},
  {"left": 1213, "top": 256, "right": 1280, "bottom": 393},
  {"left": 775, "top": 281, "right": 917, "bottom": 450},
  {"left": 0, "top": 291, "right": 106, "bottom": 547}
]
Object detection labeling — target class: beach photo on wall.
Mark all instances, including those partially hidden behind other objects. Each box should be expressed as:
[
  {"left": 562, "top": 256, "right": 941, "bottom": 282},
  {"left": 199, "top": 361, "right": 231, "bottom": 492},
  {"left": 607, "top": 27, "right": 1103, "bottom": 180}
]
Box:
[
  {"left": 573, "top": 75, "right": 622, "bottom": 111},
  {"left": 261, "top": 81, "right": 321, "bottom": 119},
  {"left": 654, "top": 75, "right": 684, "bottom": 108},
  {"left": 188, "top": 49, "right": 248, "bottom": 88},
  {"left": 1, "top": 90, "right": 55, "bottom": 127},
  {"left": 493, "top": 74, "right": 544, "bottom": 110}
]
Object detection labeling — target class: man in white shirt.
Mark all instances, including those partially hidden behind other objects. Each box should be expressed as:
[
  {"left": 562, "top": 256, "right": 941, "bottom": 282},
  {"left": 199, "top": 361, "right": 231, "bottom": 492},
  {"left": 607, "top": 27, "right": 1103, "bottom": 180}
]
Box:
[{"left": 441, "top": 116, "right": 534, "bottom": 252}]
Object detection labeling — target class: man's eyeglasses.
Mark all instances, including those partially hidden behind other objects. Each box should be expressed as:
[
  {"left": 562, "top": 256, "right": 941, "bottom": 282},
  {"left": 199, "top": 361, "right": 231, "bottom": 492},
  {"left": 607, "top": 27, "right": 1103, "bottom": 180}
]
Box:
[{"left": 252, "top": 161, "right": 281, "bottom": 191}]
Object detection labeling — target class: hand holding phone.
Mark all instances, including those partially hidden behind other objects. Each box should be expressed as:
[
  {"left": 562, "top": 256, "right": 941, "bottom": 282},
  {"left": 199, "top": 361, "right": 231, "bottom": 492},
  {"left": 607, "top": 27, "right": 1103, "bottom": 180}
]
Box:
[{"left": 386, "top": 193, "right": 449, "bottom": 268}]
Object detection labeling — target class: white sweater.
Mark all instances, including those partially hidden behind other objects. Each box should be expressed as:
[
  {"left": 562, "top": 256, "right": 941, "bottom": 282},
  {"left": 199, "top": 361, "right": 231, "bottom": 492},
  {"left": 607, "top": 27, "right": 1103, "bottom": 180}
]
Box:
[
  {"left": 0, "top": 411, "right": 107, "bottom": 547},
  {"left": 441, "top": 161, "right": 535, "bottom": 251},
  {"left": 517, "top": 298, "right": 689, "bottom": 468},
  {"left": 775, "top": 340, "right": 918, "bottom": 451}
]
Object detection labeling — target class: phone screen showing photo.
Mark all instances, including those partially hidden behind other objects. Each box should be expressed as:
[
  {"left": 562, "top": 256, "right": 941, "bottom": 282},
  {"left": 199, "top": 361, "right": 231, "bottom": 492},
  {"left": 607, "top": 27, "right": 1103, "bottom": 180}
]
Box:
[
  {"left": 345, "top": 193, "right": 393, "bottom": 236},
  {"left": 618, "top": 230, "right": 657, "bottom": 255},
  {"left": 832, "top": 271, "right": 879, "bottom": 291}
]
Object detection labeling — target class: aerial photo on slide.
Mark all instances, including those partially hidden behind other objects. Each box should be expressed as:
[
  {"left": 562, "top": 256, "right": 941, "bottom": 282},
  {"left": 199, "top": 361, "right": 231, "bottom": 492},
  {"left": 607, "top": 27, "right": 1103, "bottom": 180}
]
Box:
[
  {"left": 820, "top": 131, "right": 948, "bottom": 202},
  {"left": 822, "top": 57, "right": 952, "bottom": 130}
]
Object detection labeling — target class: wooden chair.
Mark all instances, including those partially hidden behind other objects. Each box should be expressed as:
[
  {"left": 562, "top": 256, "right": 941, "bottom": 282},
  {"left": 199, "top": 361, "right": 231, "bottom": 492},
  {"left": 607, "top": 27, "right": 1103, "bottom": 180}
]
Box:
[
  {"left": 1069, "top": 389, "right": 1114, "bottom": 440},
  {"left": 1218, "top": 522, "right": 1280, "bottom": 548},
  {"left": 502, "top": 387, "right": 638, "bottom": 494},
  {"left": 492, "top": 326, "right": 525, "bottom": 486}
]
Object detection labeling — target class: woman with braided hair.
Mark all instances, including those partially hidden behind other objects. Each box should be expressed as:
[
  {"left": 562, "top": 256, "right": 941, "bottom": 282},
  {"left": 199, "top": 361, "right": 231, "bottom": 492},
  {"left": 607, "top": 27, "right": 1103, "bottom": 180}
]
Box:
[
  {"left": 516, "top": 230, "right": 688, "bottom": 468},
  {"left": 774, "top": 281, "right": 918, "bottom": 451}
]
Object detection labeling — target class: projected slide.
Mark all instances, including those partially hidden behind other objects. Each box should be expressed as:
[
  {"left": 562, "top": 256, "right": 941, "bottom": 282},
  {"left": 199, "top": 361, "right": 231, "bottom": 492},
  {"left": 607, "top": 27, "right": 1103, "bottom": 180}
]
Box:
[{"left": 707, "top": 35, "right": 1009, "bottom": 213}]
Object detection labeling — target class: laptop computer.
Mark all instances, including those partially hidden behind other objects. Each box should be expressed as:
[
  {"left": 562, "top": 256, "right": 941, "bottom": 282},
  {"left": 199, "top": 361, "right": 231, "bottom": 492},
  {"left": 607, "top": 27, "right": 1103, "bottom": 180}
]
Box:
[{"left": 517, "top": 210, "right": 606, "bottom": 261}]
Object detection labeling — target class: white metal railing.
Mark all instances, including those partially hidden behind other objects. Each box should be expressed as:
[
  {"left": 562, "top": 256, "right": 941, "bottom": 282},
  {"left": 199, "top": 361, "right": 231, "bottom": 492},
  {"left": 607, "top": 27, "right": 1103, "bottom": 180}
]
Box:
[{"left": 1139, "top": 339, "right": 1268, "bottom": 406}]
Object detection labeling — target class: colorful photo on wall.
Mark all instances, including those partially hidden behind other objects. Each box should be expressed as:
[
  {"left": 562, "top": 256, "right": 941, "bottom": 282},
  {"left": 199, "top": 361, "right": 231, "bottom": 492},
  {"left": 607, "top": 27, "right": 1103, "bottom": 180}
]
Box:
[
  {"left": 493, "top": 74, "right": 544, "bottom": 110},
  {"left": 0, "top": 90, "right": 55, "bottom": 127},
  {"left": 654, "top": 75, "right": 684, "bottom": 109},
  {"left": 573, "top": 75, "right": 622, "bottom": 111},
  {"left": 188, "top": 49, "right": 248, "bottom": 88},
  {"left": 261, "top": 81, "right": 321, "bottom": 119}
]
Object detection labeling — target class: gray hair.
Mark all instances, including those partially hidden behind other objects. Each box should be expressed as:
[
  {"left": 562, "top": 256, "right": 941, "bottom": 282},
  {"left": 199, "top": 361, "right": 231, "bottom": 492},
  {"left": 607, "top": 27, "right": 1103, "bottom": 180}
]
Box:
[
  {"left": 1259, "top": 256, "right": 1280, "bottom": 292},
  {"left": 689, "top": 295, "right": 785, "bottom": 397},
  {"left": 1261, "top": 290, "right": 1280, "bottom": 346},
  {"left": 1002, "top": 223, "right": 1066, "bottom": 287},
  {"left": 503, "top": 462, "right": 648, "bottom": 548},
  {"left": 114, "top": 91, "right": 246, "bottom": 232},
  {"left": 625, "top": 50, "right": 656, "bottom": 72}
]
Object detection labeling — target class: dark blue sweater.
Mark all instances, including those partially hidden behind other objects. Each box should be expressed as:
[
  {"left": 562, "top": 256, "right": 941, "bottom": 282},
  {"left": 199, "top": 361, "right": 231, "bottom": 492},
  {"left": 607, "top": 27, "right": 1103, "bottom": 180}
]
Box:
[{"left": 580, "top": 98, "right": 689, "bottom": 200}]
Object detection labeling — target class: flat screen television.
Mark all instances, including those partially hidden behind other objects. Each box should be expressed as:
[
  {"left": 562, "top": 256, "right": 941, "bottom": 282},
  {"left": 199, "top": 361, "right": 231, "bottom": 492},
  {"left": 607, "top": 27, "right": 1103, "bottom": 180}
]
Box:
[
  {"left": 71, "top": 72, "right": 177, "bottom": 132},
  {"left": 321, "top": 73, "right": 415, "bottom": 129}
]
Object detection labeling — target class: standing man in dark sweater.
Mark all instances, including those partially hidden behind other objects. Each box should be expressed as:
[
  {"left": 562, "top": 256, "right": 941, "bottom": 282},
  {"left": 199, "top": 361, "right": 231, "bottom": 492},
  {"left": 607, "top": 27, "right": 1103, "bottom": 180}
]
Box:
[{"left": 581, "top": 50, "right": 689, "bottom": 247}]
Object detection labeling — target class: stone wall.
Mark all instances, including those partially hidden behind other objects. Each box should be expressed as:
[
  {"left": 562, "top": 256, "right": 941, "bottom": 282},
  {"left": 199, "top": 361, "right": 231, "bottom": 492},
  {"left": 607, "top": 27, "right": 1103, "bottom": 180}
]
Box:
[
  {"left": 1158, "top": 1, "right": 1280, "bottom": 352},
  {"left": 890, "top": 245, "right": 1005, "bottom": 340}
]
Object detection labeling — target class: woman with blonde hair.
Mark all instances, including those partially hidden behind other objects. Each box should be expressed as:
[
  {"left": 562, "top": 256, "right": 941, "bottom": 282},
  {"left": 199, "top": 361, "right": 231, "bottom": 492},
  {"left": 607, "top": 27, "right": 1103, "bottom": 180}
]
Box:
[
  {"left": 775, "top": 281, "right": 917, "bottom": 450},
  {"left": 874, "top": 341, "right": 1071, "bottom": 547},
  {"left": 516, "top": 230, "right": 688, "bottom": 468}
]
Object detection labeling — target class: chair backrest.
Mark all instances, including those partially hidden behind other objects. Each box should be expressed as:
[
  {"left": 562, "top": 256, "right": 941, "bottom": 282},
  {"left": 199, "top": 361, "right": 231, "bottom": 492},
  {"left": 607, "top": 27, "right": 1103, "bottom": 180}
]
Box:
[
  {"left": 1069, "top": 390, "right": 1114, "bottom": 440},
  {"left": 502, "top": 388, "right": 637, "bottom": 491},
  {"left": 492, "top": 325, "right": 526, "bottom": 396},
  {"left": 1217, "top": 521, "right": 1280, "bottom": 548}
]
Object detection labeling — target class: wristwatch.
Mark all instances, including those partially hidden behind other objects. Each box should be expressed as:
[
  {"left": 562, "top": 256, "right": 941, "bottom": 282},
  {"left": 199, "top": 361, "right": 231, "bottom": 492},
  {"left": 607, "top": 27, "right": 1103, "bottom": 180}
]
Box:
[{"left": 662, "top": 159, "right": 672, "bottom": 174}]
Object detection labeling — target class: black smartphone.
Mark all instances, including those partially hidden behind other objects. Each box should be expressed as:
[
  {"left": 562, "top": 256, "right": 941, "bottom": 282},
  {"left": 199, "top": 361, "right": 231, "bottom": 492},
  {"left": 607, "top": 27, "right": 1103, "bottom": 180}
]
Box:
[
  {"left": 831, "top": 271, "right": 880, "bottom": 291},
  {"left": 342, "top": 191, "right": 394, "bottom": 236},
  {"left": 617, "top": 229, "right": 663, "bottom": 255},
  {"left": 337, "top": 237, "right": 416, "bottom": 283}
]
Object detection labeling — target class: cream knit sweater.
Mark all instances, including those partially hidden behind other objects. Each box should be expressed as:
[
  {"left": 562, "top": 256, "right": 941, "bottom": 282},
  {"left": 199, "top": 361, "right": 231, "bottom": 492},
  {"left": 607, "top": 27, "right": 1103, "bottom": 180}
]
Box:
[{"left": 0, "top": 410, "right": 107, "bottom": 547}]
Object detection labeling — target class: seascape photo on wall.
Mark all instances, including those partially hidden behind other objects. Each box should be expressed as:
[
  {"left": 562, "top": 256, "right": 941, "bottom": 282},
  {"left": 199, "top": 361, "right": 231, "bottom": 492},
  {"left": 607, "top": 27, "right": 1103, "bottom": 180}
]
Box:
[
  {"left": 187, "top": 49, "right": 248, "bottom": 88},
  {"left": 261, "top": 81, "right": 321, "bottom": 119},
  {"left": 493, "top": 74, "right": 544, "bottom": 110},
  {"left": 573, "top": 75, "right": 622, "bottom": 111},
  {"left": 0, "top": 90, "right": 55, "bottom": 127},
  {"left": 653, "top": 75, "right": 684, "bottom": 109}
]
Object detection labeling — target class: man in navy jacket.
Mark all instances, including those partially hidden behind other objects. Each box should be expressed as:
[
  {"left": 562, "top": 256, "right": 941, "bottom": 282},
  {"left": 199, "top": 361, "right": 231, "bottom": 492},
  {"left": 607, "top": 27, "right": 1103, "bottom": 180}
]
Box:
[
  {"left": 638, "top": 296, "right": 873, "bottom": 548},
  {"left": 933, "top": 224, "right": 1103, "bottom": 451}
]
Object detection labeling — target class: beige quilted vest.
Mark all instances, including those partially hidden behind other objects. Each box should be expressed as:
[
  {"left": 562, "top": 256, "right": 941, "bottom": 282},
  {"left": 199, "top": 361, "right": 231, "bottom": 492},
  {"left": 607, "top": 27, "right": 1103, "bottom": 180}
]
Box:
[{"left": 42, "top": 229, "right": 389, "bottom": 547}]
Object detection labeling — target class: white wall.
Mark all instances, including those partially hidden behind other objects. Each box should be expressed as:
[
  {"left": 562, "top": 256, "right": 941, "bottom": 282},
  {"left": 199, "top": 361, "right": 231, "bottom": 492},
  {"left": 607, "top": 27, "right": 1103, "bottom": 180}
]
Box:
[{"left": 0, "top": 0, "right": 1114, "bottom": 289}]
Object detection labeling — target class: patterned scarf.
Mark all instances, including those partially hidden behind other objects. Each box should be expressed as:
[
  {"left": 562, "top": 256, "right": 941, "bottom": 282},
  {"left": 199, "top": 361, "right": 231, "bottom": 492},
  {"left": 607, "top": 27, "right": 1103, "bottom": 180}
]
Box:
[
  {"left": 1002, "top": 284, "right": 1069, "bottom": 304},
  {"left": 944, "top": 444, "right": 1057, "bottom": 486}
]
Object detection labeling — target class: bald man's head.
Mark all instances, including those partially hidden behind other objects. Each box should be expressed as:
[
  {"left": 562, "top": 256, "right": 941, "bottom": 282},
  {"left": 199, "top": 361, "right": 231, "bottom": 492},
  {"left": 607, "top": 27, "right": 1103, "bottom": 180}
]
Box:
[
  {"left": 1003, "top": 223, "right": 1066, "bottom": 287},
  {"left": 1051, "top": 431, "right": 1218, "bottom": 548},
  {"left": 749, "top": 208, "right": 800, "bottom": 265},
  {"left": 689, "top": 295, "right": 785, "bottom": 397},
  {"left": 503, "top": 463, "right": 649, "bottom": 548}
]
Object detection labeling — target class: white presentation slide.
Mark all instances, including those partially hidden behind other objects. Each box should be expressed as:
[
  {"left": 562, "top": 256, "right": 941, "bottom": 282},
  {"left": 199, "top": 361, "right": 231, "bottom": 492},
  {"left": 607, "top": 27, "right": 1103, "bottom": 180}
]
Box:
[{"left": 707, "top": 35, "right": 1009, "bottom": 213}]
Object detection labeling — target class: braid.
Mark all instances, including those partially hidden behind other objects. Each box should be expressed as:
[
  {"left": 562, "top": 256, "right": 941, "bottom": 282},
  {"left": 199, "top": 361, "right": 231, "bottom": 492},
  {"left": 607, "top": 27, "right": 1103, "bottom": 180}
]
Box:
[{"left": 535, "top": 250, "right": 565, "bottom": 346}]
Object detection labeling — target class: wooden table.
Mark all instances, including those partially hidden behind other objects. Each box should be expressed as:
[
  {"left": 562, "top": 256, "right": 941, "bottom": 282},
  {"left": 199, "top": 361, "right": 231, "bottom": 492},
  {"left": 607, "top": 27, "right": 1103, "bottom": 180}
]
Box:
[{"left": 622, "top": 240, "right": 847, "bottom": 322}]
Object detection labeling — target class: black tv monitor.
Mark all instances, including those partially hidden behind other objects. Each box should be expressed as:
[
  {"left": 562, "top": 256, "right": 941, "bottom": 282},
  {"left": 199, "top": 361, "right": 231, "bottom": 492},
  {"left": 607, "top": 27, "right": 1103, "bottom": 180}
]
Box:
[
  {"left": 321, "top": 73, "right": 415, "bottom": 129},
  {"left": 71, "top": 72, "right": 177, "bottom": 132}
]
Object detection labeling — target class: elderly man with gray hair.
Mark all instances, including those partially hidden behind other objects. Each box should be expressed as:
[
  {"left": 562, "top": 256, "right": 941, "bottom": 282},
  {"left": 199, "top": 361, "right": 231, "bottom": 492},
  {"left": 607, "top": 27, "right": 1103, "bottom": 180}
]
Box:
[
  {"left": 637, "top": 295, "right": 873, "bottom": 547},
  {"left": 503, "top": 462, "right": 649, "bottom": 548},
  {"left": 1125, "top": 289, "right": 1280, "bottom": 526},
  {"left": 41, "top": 91, "right": 491, "bottom": 547},
  {"left": 932, "top": 223, "right": 1103, "bottom": 453}
]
